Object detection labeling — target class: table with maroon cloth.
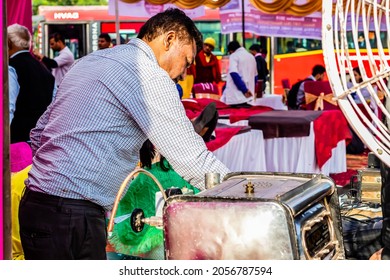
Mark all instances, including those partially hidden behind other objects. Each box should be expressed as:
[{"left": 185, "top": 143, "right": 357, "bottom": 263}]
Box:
[
  {"left": 182, "top": 98, "right": 351, "bottom": 175},
  {"left": 248, "top": 110, "right": 352, "bottom": 175},
  {"left": 182, "top": 98, "right": 267, "bottom": 172}
]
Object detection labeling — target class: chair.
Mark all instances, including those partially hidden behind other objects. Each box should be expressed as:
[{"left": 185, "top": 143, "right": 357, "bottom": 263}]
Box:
[
  {"left": 192, "top": 82, "right": 220, "bottom": 100},
  {"left": 304, "top": 81, "right": 338, "bottom": 110}
]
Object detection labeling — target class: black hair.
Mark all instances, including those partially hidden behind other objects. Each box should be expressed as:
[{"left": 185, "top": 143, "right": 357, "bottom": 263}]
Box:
[
  {"left": 353, "top": 67, "right": 363, "bottom": 83},
  {"left": 227, "top": 41, "right": 241, "bottom": 52},
  {"left": 49, "top": 32, "right": 65, "bottom": 44},
  {"left": 312, "top": 64, "right": 326, "bottom": 76},
  {"left": 99, "top": 33, "right": 112, "bottom": 43},
  {"left": 137, "top": 8, "right": 203, "bottom": 53},
  {"left": 139, "top": 140, "right": 170, "bottom": 172},
  {"left": 249, "top": 44, "right": 261, "bottom": 53}
]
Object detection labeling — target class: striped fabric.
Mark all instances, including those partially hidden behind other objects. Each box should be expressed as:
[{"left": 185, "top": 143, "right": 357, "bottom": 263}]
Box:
[{"left": 28, "top": 38, "right": 229, "bottom": 211}]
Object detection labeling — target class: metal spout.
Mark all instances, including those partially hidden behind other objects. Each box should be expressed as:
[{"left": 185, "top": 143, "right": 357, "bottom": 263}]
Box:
[{"left": 107, "top": 168, "right": 166, "bottom": 236}]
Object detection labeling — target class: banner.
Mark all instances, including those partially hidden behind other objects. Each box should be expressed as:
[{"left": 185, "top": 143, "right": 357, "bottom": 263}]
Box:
[
  {"left": 220, "top": 0, "right": 322, "bottom": 39},
  {"left": 108, "top": 0, "right": 205, "bottom": 19}
]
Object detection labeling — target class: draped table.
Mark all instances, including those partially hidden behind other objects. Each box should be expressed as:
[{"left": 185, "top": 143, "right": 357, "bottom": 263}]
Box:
[{"left": 247, "top": 110, "right": 352, "bottom": 175}]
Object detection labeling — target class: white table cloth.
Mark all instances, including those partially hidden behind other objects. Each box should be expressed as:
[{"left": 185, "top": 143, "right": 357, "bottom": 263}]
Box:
[{"left": 217, "top": 119, "right": 346, "bottom": 175}]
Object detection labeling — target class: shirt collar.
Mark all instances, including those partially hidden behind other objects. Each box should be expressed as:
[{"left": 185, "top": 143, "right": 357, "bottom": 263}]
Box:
[
  {"left": 10, "top": 50, "right": 30, "bottom": 59},
  {"left": 128, "top": 38, "right": 158, "bottom": 64}
]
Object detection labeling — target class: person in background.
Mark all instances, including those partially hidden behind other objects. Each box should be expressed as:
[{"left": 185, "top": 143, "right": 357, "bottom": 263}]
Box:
[
  {"left": 295, "top": 64, "right": 326, "bottom": 109},
  {"left": 8, "top": 23, "right": 55, "bottom": 143},
  {"left": 286, "top": 41, "right": 296, "bottom": 53},
  {"left": 177, "top": 64, "right": 196, "bottom": 98},
  {"left": 249, "top": 44, "right": 269, "bottom": 91},
  {"left": 98, "top": 33, "right": 112, "bottom": 50},
  {"left": 194, "top": 37, "right": 221, "bottom": 85},
  {"left": 108, "top": 101, "right": 218, "bottom": 260},
  {"left": 33, "top": 32, "right": 74, "bottom": 86},
  {"left": 108, "top": 139, "right": 200, "bottom": 260},
  {"left": 348, "top": 66, "right": 373, "bottom": 103},
  {"left": 19, "top": 8, "right": 230, "bottom": 260},
  {"left": 10, "top": 142, "right": 33, "bottom": 260},
  {"left": 221, "top": 40, "right": 257, "bottom": 107}
]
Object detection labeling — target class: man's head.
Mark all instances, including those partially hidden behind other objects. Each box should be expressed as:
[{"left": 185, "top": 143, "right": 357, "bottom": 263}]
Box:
[
  {"left": 49, "top": 32, "right": 66, "bottom": 52},
  {"left": 227, "top": 41, "right": 241, "bottom": 55},
  {"left": 138, "top": 8, "right": 203, "bottom": 83},
  {"left": 7, "top": 24, "right": 31, "bottom": 57},
  {"left": 312, "top": 64, "right": 326, "bottom": 81},
  {"left": 98, "top": 33, "right": 112, "bottom": 50},
  {"left": 203, "top": 37, "right": 216, "bottom": 55},
  {"left": 249, "top": 44, "right": 261, "bottom": 56}
]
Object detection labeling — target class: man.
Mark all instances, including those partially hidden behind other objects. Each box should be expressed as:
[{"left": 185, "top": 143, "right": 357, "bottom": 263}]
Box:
[
  {"left": 33, "top": 32, "right": 74, "bottom": 86},
  {"left": 194, "top": 37, "right": 221, "bottom": 84},
  {"left": 249, "top": 44, "right": 269, "bottom": 91},
  {"left": 19, "top": 8, "right": 230, "bottom": 260},
  {"left": 8, "top": 24, "right": 55, "bottom": 143},
  {"left": 295, "top": 64, "right": 326, "bottom": 109},
  {"left": 221, "top": 41, "right": 257, "bottom": 106},
  {"left": 98, "top": 33, "right": 112, "bottom": 50}
]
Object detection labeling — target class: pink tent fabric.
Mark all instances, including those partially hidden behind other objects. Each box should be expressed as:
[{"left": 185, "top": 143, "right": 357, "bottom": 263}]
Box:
[{"left": 6, "top": 0, "right": 33, "bottom": 32}]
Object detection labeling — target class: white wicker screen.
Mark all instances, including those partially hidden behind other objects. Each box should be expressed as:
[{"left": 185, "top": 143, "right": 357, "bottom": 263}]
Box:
[{"left": 322, "top": 0, "right": 390, "bottom": 166}]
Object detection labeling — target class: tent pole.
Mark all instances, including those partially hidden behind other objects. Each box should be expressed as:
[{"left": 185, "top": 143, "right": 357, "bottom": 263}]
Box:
[
  {"left": 2, "top": 0, "right": 11, "bottom": 260},
  {"left": 241, "top": 0, "right": 245, "bottom": 48},
  {"left": 115, "top": 0, "right": 120, "bottom": 45}
]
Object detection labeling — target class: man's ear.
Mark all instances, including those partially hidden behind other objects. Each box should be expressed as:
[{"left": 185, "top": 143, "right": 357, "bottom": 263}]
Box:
[
  {"left": 163, "top": 31, "right": 176, "bottom": 51},
  {"left": 7, "top": 39, "right": 13, "bottom": 51}
]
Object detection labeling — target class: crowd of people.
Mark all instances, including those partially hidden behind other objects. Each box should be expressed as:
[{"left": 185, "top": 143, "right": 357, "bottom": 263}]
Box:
[{"left": 6, "top": 7, "right": 390, "bottom": 261}]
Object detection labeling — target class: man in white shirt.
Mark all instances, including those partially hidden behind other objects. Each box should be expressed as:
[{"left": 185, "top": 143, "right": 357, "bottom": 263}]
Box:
[
  {"left": 221, "top": 41, "right": 257, "bottom": 106},
  {"left": 34, "top": 32, "right": 74, "bottom": 86}
]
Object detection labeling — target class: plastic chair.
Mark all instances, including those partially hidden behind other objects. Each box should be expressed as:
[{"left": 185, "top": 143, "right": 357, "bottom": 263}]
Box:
[
  {"left": 192, "top": 82, "right": 220, "bottom": 100},
  {"left": 304, "top": 81, "right": 338, "bottom": 110}
]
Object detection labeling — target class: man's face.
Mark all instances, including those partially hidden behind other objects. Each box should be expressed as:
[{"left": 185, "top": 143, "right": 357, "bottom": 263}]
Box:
[
  {"left": 49, "top": 38, "right": 61, "bottom": 52},
  {"left": 161, "top": 36, "right": 196, "bottom": 83},
  {"left": 98, "top": 38, "right": 110, "bottom": 50},
  {"left": 203, "top": 43, "right": 214, "bottom": 55},
  {"left": 316, "top": 73, "right": 325, "bottom": 81}
]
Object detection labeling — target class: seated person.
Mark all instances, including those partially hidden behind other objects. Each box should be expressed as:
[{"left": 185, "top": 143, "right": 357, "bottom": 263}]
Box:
[
  {"left": 108, "top": 103, "right": 218, "bottom": 259},
  {"left": 347, "top": 67, "right": 379, "bottom": 119},
  {"left": 10, "top": 142, "right": 33, "bottom": 260},
  {"left": 108, "top": 139, "right": 201, "bottom": 259},
  {"left": 348, "top": 66, "right": 376, "bottom": 104}
]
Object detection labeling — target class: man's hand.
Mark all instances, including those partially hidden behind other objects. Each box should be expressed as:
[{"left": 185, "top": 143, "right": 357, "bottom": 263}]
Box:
[
  {"left": 369, "top": 248, "right": 383, "bottom": 260},
  {"left": 33, "top": 49, "right": 43, "bottom": 61},
  {"left": 244, "top": 90, "right": 253, "bottom": 98}
]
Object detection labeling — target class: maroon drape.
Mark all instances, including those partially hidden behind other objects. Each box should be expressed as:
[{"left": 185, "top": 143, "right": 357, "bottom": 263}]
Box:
[{"left": 6, "top": 0, "right": 32, "bottom": 32}]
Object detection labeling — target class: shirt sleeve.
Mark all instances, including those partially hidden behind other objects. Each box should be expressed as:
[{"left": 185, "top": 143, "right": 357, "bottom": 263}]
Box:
[
  {"left": 230, "top": 72, "right": 248, "bottom": 94},
  {"left": 120, "top": 74, "right": 230, "bottom": 190},
  {"left": 8, "top": 66, "right": 20, "bottom": 124},
  {"left": 54, "top": 49, "right": 73, "bottom": 67},
  {"left": 41, "top": 56, "right": 58, "bottom": 69}
]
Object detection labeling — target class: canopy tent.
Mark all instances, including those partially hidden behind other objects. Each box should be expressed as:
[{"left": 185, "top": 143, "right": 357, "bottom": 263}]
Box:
[
  {"left": 119, "top": 0, "right": 322, "bottom": 16},
  {"left": 1, "top": 0, "right": 325, "bottom": 260}
]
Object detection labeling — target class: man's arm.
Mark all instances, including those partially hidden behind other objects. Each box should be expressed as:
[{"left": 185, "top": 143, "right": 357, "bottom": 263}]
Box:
[
  {"left": 8, "top": 66, "right": 20, "bottom": 123},
  {"left": 41, "top": 56, "right": 58, "bottom": 69},
  {"left": 124, "top": 75, "right": 230, "bottom": 190}
]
